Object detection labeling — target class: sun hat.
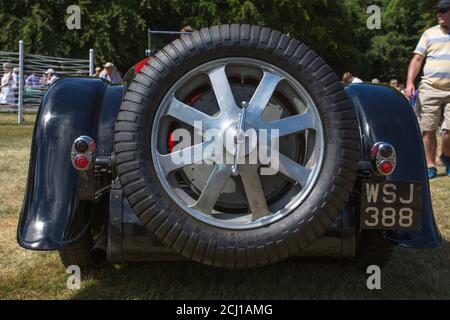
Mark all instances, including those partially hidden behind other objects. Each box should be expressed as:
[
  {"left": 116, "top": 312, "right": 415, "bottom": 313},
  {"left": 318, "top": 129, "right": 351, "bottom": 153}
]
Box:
[{"left": 436, "top": 0, "right": 450, "bottom": 10}]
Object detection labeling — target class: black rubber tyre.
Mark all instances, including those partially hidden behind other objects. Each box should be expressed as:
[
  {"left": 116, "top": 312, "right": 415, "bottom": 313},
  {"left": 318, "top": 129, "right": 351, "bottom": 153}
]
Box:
[
  {"left": 356, "top": 230, "right": 395, "bottom": 270},
  {"left": 114, "top": 24, "right": 360, "bottom": 268},
  {"left": 59, "top": 233, "right": 93, "bottom": 269}
]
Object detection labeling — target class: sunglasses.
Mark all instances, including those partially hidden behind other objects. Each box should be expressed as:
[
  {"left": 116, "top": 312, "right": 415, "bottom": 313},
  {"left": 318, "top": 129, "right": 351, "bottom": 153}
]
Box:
[{"left": 437, "top": 8, "right": 449, "bottom": 14}]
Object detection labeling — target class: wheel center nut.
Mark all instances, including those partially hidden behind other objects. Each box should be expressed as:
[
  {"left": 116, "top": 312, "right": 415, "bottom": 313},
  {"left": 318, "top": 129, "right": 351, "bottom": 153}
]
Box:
[
  {"left": 223, "top": 125, "right": 257, "bottom": 157},
  {"left": 235, "top": 130, "right": 246, "bottom": 144}
]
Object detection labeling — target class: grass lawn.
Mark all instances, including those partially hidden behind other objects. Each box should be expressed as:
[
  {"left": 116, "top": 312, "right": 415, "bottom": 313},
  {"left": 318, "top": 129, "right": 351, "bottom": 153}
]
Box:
[{"left": 0, "top": 113, "right": 449, "bottom": 299}]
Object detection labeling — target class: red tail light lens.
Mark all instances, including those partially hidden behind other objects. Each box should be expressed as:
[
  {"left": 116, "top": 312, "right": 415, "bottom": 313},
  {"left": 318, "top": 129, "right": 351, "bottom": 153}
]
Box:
[
  {"left": 74, "top": 155, "right": 89, "bottom": 169},
  {"left": 379, "top": 160, "right": 394, "bottom": 174}
]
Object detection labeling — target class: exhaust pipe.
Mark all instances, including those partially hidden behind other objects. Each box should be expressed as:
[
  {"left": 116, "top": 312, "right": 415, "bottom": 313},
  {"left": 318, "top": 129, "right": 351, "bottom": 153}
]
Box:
[{"left": 89, "top": 234, "right": 107, "bottom": 267}]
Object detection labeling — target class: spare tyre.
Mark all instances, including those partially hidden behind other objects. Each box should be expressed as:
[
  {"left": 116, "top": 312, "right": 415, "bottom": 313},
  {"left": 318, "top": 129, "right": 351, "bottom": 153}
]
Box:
[{"left": 114, "top": 24, "right": 360, "bottom": 268}]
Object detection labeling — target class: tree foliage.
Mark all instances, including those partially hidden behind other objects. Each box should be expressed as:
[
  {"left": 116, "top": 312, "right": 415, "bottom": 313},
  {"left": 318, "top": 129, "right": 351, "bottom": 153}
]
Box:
[{"left": 0, "top": 0, "right": 440, "bottom": 82}]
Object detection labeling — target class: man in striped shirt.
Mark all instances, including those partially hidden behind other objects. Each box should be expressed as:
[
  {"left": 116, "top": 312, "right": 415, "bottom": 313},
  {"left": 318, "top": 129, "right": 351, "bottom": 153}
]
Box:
[{"left": 406, "top": 0, "right": 450, "bottom": 179}]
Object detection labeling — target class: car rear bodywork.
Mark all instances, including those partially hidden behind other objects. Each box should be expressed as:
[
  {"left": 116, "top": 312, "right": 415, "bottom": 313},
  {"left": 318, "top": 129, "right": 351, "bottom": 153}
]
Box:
[
  {"left": 18, "top": 78, "right": 122, "bottom": 250},
  {"left": 17, "top": 76, "right": 442, "bottom": 260}
]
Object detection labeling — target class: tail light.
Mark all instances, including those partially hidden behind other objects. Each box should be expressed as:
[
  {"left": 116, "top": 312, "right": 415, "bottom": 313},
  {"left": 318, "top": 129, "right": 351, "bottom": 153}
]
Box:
[
  {"left": 371, "top": 142, "right": 396, "bottom": 176},
  {"left": 71, "top": 136, "right": 96, "bottom": 171}
]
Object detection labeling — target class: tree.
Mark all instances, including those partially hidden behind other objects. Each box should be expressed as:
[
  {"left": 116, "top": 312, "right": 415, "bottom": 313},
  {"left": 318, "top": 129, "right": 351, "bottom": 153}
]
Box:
[
  {"left": 0, "top": 0, "right": 441, "bottom": 80},
  {"left": 366, "top": 0, "right": 438, "bottom": 82}
]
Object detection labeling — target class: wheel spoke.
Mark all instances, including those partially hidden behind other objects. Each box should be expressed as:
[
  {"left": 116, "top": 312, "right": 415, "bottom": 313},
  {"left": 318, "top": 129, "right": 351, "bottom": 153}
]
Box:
[
  {"left": 191, "top": 164, "right": 231, "bottom": 214},
  {"left": 247, "top": 70, "right": 283, "bottom": 119},
  {"left": 240, "top": 166, "right": 270, "bottom": 220},
  {"left": 166, "top": 95, "right": 216, "bottom": 130},
  {"left": 262, "top": 112, "right": 316, "bottom": 138},
  {"left": 275, "top": 153, "right": 312, "bottom": 187},
  {"left": 157, "top": 141, "right": 212, "bottom": 174},
  {"left": 207, "top": 65, "right": 237, "bottom": 114}
]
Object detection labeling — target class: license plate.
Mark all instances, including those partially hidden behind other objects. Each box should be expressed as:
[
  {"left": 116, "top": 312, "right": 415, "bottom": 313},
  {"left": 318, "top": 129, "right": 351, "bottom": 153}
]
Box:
[{"left": 360, "top": 181, "right": 422, "bottom": 230}]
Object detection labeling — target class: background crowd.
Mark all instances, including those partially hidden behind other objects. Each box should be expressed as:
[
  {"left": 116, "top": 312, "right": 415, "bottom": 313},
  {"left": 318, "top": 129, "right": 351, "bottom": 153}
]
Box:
[
  {"left": 0, "top": 61, "right": 122, "bottom": 105},
  {"left": 341, "top": 72, "right": 418, "bottom": 105}
]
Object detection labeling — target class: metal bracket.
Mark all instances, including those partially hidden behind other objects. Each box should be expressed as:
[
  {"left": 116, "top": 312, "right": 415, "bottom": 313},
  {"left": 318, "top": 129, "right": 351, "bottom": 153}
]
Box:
[
  {"left": 77, "top": 155, "right": 113, "bottom": 201},
  {"left": 77, "top": 170, "right": 95, "bottom": 200},
  {"left": 107, "top": 179, "right": 123, "bottom": 264}
]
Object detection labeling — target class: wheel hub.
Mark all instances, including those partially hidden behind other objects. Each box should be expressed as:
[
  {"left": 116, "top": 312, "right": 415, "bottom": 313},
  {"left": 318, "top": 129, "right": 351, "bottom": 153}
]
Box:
[
  {"left": 222, "top": 124, "right": 258, "bottom": 158},
  {"left": 152, "top": 58, "right": 325, "bottom": 229}
]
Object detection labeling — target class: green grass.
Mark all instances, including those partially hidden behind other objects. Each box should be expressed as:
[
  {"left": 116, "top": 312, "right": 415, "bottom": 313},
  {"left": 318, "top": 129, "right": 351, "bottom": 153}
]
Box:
[{"left": 0, "top": 113, "right": 449, "bottom": 299}]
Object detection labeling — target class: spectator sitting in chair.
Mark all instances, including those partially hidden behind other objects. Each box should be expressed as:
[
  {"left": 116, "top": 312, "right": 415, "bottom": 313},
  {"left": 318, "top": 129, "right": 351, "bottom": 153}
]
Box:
[
  {"left": 44, "top": 68, "right": 58, "bottom": 85},
  {"left": 181, "top": 25, "right": 194, "bottom": 32},
  {"left": 342, "top": 72, "right": 363, "bottom": 85},
  {"left": 390, "top": 79, "right": 399, "bottom": 90},
  {"left": 99, "top": 62, "right": 122, "bottom": 83},
  {"left": 26, "top": 72, "right": 41, "bottom": 88},
  {"left": 93, "top": 67, "right": 102, "bottom": 77}
]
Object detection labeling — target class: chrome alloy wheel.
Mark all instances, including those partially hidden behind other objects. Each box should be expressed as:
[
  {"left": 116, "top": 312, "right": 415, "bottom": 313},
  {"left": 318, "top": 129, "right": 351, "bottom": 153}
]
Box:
[{"left": 151, "top": 58, "right": 324, "bottom": 229}]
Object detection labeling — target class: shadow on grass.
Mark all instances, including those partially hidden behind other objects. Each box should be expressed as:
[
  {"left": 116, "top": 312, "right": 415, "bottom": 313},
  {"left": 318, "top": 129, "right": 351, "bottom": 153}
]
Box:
[{"left": 70, "top": 244, "right": 450, "bottom": 300}]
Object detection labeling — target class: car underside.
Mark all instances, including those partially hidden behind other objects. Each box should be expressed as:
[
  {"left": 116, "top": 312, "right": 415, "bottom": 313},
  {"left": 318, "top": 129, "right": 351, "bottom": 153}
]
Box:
[{"left": 17, "top": 24, "right": 442, "bottom": 270}]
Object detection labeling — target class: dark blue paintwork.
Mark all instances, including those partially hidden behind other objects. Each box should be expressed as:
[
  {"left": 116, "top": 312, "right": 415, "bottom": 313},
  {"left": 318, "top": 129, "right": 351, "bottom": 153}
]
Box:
[
  {"left": 345, "top": 84, "right": 442, "bottom": 248},
  {"left": 17, "top": 77, "right": 442, "bottom": 253},
  {"left": 17, "top": 78, "right": 123, "bottom": 250}
]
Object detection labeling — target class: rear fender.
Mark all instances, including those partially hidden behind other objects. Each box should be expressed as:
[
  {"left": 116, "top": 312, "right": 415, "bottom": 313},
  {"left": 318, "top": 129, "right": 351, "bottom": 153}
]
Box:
[
  {"left": 17, "top": 78, "right": 122, "bottom": 250},
  {"left": 345, "top": 84, "right": 442, "bottom": 248}
]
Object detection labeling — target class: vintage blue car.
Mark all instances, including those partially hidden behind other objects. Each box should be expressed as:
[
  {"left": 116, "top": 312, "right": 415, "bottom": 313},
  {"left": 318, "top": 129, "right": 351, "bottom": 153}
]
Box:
[{"left": 17, "top": 25, "right": 442, "bottom": 270}]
